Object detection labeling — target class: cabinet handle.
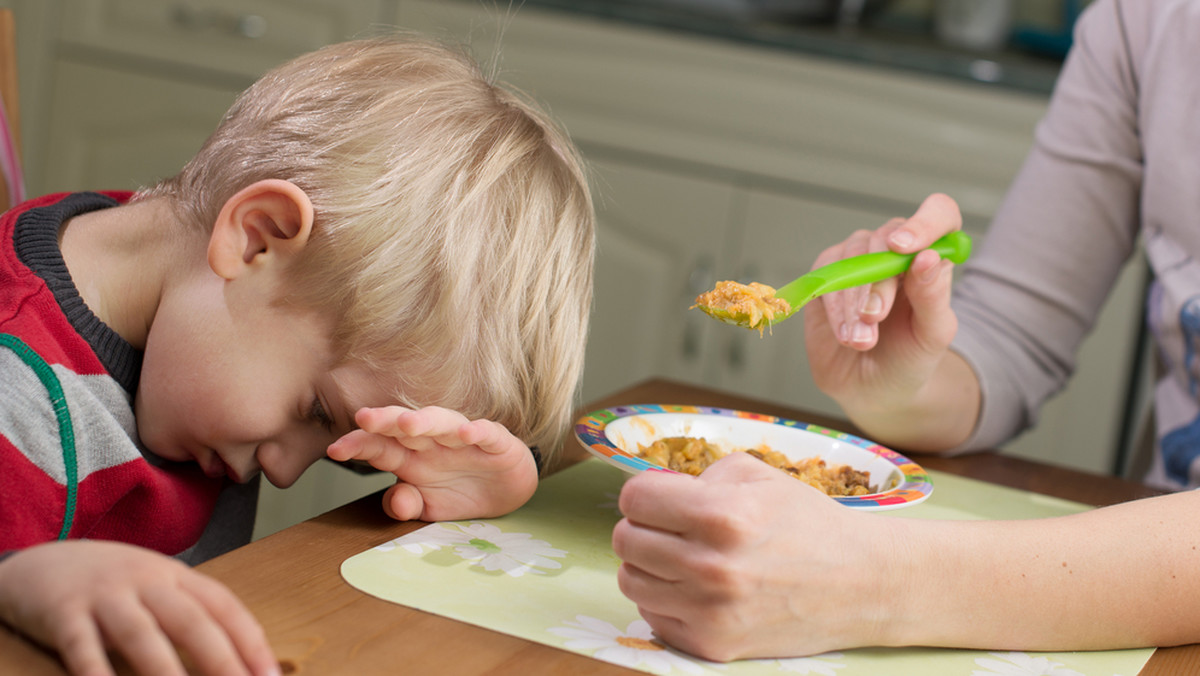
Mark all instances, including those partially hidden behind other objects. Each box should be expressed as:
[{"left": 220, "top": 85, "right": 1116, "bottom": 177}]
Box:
[{"left": 171, "top": 4, "right": 268, "bottom": 39}]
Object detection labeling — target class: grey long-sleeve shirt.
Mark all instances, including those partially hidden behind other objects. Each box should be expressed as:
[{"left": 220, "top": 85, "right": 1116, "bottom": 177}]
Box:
[{"left": 949, "top": 0, "right": 1200, "bottom": 490}]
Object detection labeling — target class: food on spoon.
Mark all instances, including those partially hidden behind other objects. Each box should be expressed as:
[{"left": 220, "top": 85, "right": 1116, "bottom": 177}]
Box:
[
  {"left": 692, "top": 280, "right": 791, "bottom": 334},
  {"left": 635, "top": 436, "right": 873, "bottom": 496}
]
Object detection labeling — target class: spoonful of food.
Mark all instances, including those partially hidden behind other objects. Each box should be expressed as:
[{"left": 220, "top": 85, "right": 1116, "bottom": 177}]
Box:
[{"left": 692, "top": 230, "right": 973, "bottom": 333}]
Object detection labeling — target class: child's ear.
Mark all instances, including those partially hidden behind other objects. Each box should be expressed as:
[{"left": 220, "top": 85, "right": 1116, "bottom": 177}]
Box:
[{"left": 207, "top": 179, "right": 315, "bottom": 280}]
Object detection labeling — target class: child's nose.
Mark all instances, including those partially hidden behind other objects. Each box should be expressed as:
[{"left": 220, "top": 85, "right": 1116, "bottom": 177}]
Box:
[{"left": 255, "top": 437, "right": 325, "bottom": 488}]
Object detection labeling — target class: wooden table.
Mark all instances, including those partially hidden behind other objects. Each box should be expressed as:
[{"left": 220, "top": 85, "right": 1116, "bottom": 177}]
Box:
[{"left": 3, "top": 377, "right": 1198, "bottom": 675}]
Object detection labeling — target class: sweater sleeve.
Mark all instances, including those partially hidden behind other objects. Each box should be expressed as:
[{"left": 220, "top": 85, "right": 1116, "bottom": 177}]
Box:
[{"left": 948, "top": 0, "right": 1147, "bottom": 452}]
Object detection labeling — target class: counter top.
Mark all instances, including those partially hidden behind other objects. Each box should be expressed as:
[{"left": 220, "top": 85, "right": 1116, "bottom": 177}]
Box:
[{"left": 520, "top": 0, "right": 1063, "bottom": 95}]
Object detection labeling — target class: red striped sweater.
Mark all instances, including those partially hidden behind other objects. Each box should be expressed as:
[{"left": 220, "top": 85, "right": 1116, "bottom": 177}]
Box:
[{"left": 0, "top": 192, "right": 247, "bottom": 560}]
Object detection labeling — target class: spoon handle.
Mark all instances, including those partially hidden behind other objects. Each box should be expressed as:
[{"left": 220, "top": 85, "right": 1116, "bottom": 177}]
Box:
[{"left": 776, "top": 231, "right": 973, "bottom": 308}]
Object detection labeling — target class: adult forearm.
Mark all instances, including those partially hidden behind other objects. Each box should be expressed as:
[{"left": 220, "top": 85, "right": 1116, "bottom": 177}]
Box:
[{"left": 883, "top": 490, "right": 1200, "bottom": 650}]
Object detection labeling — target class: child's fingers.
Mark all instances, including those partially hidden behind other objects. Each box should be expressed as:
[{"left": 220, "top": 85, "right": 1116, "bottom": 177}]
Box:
[
  {"left": 142, "top": 585, "right": 251, "bottom": 676},
  {"left": 327, "top": 430, "right": 413, "bottom": 473},
  {"left": 356, "top": 406, "right": 470, "bottom": 447},
  {"left": 182, "top": 574, "right": 277, "bottom": 676},
  {"left": 54, "top": 615, "right": 116, "bottom": 676},
  {"left": 358, "top": 408, "right": 525, "bottom": 457},
  {"left": 352, "top": 406, "right": 413, "bottom": 436},
  {"left": 383, "top": 482, "right": 426, "bottom": 521},
  {"left": 95, "top": 595, "right": 188, "bottom": 676},
  {"left": 457, "top": 419, "right": 527, "bottom": 456}
]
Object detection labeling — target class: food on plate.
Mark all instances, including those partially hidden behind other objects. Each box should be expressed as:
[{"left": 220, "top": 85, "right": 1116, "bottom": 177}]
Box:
[
  {"left": 635, "top": 436, "right": 873, "bottom": 496},
  {"left": 636, "top": 436, "right": 724, "bottom": 476},
  {"left": 692, "top": 280, "right": 791, "bottom": 334}
]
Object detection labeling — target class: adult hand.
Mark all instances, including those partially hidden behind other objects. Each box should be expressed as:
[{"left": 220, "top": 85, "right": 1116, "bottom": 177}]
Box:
[
  {"left": 0, "top": 540, "right": 278, "bottom": 676},
  {"left": 612, "top": 453, "right": 900, "bottom": 661},
  {"left": 326, "top": 406, "right": 539, "bottom": 521},
  {"left": 804, "top": 193, "right": 977, "bottom": 449}
]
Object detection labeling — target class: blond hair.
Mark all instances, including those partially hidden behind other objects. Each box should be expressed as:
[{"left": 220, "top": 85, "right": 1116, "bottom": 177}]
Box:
[{"left": 141, "top": 35, "right": 595, "bottom": 462}]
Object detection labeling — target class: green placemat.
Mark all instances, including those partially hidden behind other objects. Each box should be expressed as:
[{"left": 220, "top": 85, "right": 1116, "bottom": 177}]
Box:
[{"left": 342, "top": 459, "right": 1152, "bottom": 675}]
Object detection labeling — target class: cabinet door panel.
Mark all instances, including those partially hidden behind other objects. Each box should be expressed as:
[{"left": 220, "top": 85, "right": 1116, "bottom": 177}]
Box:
[
  {"left": 59, "top": 0, "right": 386, "bottom": 80},
  {"left": 582, "top": 159, "right": 737, "bottom": 402},
  {"left": 391, "top": 0, "right": 1046, "bottom": 224},
  {"left": 42, "top": 62, "right": 237, "bottom": 192}
]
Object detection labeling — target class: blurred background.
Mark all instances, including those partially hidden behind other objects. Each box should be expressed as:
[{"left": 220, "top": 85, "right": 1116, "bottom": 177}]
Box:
[{"left": 5, "top": 0, "right": 1152, "bottom": 538}]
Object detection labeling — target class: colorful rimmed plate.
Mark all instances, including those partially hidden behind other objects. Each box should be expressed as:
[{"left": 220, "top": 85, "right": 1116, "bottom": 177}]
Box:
[{"left": 574, "top": 403, "right": 932, "bottom": 510}]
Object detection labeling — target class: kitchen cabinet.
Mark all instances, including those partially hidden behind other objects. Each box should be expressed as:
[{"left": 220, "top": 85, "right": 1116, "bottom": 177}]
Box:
[
  {"left": 41, "top": 61, "right": 237, "bottom": 194},
  {"left": 40, "top": 0, "right": 388, "bottom": 193},
  {"left": 582, "top": 159, "right": 739, "bottom": 402}
]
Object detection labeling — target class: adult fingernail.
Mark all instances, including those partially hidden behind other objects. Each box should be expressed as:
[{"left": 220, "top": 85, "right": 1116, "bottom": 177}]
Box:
[
  {"left": 890, "top": 230, "right": 914, "bottom": 249},
  {"left": 838, "top": 322, "right": 850, "bottom": 343},
  {"left": 861, "top": 292, "right": 883, "bottom": 316},
  {"left": 851, "top": 322, "right": 873, "bottom": 344}
]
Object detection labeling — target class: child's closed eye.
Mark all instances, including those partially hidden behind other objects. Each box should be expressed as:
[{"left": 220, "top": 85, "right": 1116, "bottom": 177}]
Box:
[{"left": 309, "top": 397, "right": 335, "bottom": 433}]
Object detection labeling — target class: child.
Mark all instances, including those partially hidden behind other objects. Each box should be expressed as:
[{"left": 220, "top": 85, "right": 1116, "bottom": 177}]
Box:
[{"left": 0, "top": 35, "right": 595, "bottom": 676}]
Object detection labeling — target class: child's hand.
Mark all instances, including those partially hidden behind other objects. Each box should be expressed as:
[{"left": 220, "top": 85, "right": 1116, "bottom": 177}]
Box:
[
  {"left": 327, "top": 406, "right": 540, "bottom": 522},
  {"left": 612, "top": 452, "right": 899, "bottom": 661},
  {"left": 0, "top": 540, "right": 278, "bottom": 676}
]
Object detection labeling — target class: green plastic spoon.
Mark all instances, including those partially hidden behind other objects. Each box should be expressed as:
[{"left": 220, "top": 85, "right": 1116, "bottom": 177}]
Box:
[{"left": 695, "top": 230, "right": 973, "bottom": 331}]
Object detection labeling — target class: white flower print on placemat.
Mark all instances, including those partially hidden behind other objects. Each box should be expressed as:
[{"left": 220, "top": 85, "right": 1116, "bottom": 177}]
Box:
[
  {"left": 773, "top": 653, "right": 848, "bottom": 674},
  {"left": 973, "top": 652, "right": 1087, "bottom": 676},
  {"left": 383, "top": 521, "right": 567, "bottom": 577},
  {"left": 548, "top": 615, "right": 725, "bottom": 674}
]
